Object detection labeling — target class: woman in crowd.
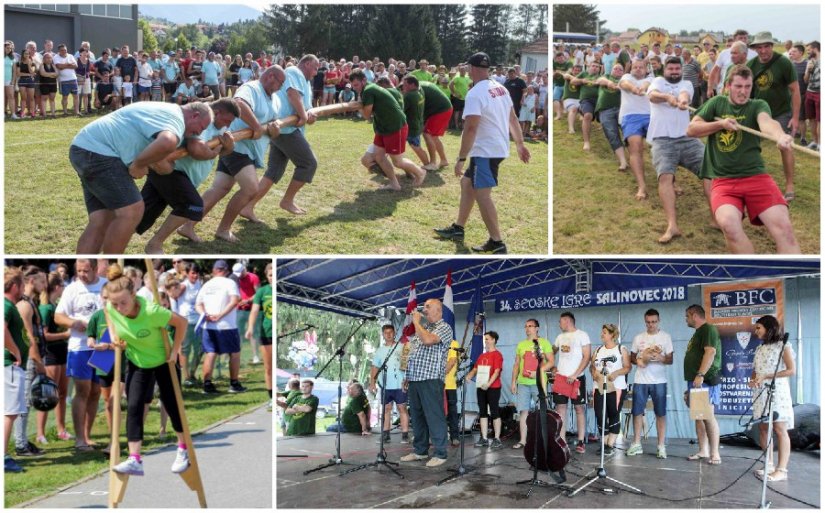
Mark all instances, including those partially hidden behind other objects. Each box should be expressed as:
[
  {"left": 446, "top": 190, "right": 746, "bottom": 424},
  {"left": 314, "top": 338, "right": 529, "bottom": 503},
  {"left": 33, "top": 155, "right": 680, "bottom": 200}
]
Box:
[
  {"left": 15, "top": 49, "right": 37, "bottom": 118},
  {"left": 178, "top": 263, "right": 203, "bottom": 386},
  {"left": 5, "top": 41, "right": 18, "bottom": 119},
  {"left": 76, "top": 48, "right": 93, "bottom": 114},
  {"left": 227, "top": 54, "right": 242, "bottom": 96},
  {"left": 239, "top": 58, "right": 254, "bottom": 85},
  {"left": 750, "top": 315, "right": 796, "bottom": 482},
  {"left": 590, "top": 323, "right": 630, "bottom": 455},
  {"left": 38, "top": 52, "right": 58, "bottom": 117},
  {"left": 464, "top": 331, "right": 504, "bottom": 449},
  {"left": 37, "top": 271, "right": 72, "bottom": 442}
]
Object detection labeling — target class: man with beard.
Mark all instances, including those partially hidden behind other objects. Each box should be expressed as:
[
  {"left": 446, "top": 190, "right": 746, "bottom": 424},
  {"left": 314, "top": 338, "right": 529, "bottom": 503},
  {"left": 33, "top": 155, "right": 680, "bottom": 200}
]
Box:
[
  {"left": 647, "top": 57, "right": 711, "bottom": 244},
  {"left": 687, "top": 65, "right": 800, "bottom": 253}
]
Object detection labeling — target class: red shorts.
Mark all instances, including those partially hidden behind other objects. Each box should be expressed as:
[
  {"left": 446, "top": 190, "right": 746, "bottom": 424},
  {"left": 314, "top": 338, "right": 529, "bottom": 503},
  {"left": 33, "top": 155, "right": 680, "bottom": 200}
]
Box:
[
  {"left": 710, "top": 174, "right": 787, "bottom": 226},
  {"left": 424, "top": 108, "right": 453, "bottom": 136},
  {"left": 373, "top": 124, "right": 409, "bottom": 155},
  {"left": 805, "top": 90, "right": 819, "bottom": 121}
]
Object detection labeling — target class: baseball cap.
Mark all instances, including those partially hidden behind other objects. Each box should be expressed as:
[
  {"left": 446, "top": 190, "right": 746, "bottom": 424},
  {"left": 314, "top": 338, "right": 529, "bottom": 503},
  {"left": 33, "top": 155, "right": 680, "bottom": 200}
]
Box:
[
  {"left": 213, "top": 260, "right": 229, "bottom": 271},
  {"left": 232, "top": 263, "right": 245, "bottom": 276},
  {"left": 467, "top": 52, "right": 491, "bottom": 68}
]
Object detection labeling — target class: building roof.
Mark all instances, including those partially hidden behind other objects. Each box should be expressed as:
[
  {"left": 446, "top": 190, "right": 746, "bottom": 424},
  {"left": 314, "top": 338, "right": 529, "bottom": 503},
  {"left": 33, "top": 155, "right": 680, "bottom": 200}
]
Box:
[{"left": 520, "top": 35, "right": 548, "bottom": 55}]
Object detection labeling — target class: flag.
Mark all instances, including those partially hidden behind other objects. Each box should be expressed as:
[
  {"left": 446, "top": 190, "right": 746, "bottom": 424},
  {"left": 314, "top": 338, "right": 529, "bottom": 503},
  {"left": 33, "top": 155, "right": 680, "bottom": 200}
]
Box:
[
  {"left": 467, "top": 277, "right": 485, "bottom": 364},
  {"left": 442, "top": 270, "right": 455, "bottom": 339},
  {"left": 400, "top": 281, "right": 417, "bottom": 343}
]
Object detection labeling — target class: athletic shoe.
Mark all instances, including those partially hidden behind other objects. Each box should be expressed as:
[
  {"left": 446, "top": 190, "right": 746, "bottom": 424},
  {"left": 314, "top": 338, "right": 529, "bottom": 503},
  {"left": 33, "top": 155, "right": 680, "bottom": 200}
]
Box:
[
  {"left": 400, "top": 452, "right": 428, "bottom": 462},
  {"left": 252, "top": 356, "right": 261, "bottom": 365},
  {"left": 400, "top": 432, "right": 411, "bottom": 444},
  {"left": 113, "top": 456, "right": 144, "bottom": 476},
  {"left": 626, "top": 443, "right": 643, "bottom": 456},
  {"left": 229, "top": 382, "right": 247, "bottom": 393},
  {"left": 382, "top": 431, "right": 391, "bottom": 444},
  {"left": 11, "top": 114, "right": 19, "bottom": 120},
  {"left": 474, "top": 438, "right": 489, "bottom": 448},
  {"left": 183, "top": 378, "right": 196, "bottom": 387},
  {"left": 203, "top": 381, "right": 219, "bottom": 394},
  {"left": 575, "top": 441, "right": 585, "bottom": 454},
  {"left": 16, "top": 442, "right": 45, "bottom": 458},
  {"left": 426, "top": 457, "right": 447, "bottom": 467},
  {"left": 657, "top": 445, "right": 667, "bottom": 459},
  {"left": 4, "top": 456, "right": 23, "bottom": 473},
  {"left": 36, "top": 435, "right": 49, "bottom": 445},
  {"left": 800, "top": 138, "right": 808, "bottom": 146},
  {"left": 57, "top": 431, "right": 75, "bottom": 441},
  {"left": 807, "top": 142, "right": 820, "bottom": 151},
  {"left": 267, "top": 400, "right": 273, "bottom": 412},
  {"left": 598, "top": 445, "right": 614, "bottom": 456},
  {"left": 472, "top": 239, "right": 508, "bottom": 254},
  {"left": 451, "top": 438, "right": 461, "bottom": 447},
  {"left": 433, "top": 224, "right": 465, "bottom": 241},
  {"left": 490, "top": 438, "right": 503, "bottom": 449},
  {"left": 171, "top": 448, "right": 190, "bottom": 473}
]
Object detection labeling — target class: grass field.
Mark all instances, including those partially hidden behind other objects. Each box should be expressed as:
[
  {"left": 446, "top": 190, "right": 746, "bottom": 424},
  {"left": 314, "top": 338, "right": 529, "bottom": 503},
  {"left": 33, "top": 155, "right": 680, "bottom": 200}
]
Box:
[
  {"left": 553, "top": 116, "right": 820, "bottom": 254},
  {"left": 4, "top": 113, "right": 548, "bottom": 255},
  {"left": 4, "top": 342, "right": 267, "bottom": 507}
]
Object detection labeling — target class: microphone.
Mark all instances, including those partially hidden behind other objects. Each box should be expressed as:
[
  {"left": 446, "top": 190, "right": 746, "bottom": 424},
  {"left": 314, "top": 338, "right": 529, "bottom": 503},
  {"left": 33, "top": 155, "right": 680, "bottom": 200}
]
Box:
[
  {"left": 598, "top": 355, "right": 617, "bottom": 364},
  {"left": 451, "top": 347, "right": 466, "bottom": 353},
  {"left": 746, "top": 411, "right": 779, "bottom": 428}
]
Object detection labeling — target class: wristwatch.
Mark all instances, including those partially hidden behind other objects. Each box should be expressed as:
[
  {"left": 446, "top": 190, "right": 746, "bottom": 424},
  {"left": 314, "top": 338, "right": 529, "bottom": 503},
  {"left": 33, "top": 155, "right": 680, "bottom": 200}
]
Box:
[
  {"left": 696, "top": 372, "right": 705, "bottom": 378},
  {"left": 457, "top": 157, "right": 467, "bottom": 162}
]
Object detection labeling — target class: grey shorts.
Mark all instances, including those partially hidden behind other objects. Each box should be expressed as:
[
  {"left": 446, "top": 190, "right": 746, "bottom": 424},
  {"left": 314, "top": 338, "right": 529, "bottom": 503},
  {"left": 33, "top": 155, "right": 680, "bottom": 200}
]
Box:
[
  {"left": 773, "top": 111, "right": 793, "bottom": 134},
  {"left": 69, "top": 145, "right": 142, "bottom": 213},
  {"left": 650, "top": 137, "right": 704, "bottom": 177},
  {"left": 217, "top": 151, "right": 256, "bottom": 177},
  {"left": 265, "top": 130, "right": 318, "bottom": 183}
]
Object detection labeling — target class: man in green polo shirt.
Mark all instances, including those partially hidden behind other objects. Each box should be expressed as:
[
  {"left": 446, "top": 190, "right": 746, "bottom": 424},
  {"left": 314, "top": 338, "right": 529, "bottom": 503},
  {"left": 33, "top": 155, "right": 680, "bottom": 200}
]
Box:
[
  {"left": 449, "top": 65, "right": 472, "bottom": 130},
  {"left": 285, "top": 380, "right": 319, "bottom": 436},
  {"left": 5, "top": 268, "right": 28, "bottom": 473},
  {"left": 401, "top": 75, "right": 429, "bottom": 168},
  {"left": 571, "top": 61, "right": 603, "bottom": 151},
  {"left": 326, "top": 382, "right": 371, "bottom": 435},
  {"left": 419, "top": 81, "right": 454, "bottom": 171},
  {"left": 552, "top": 52, "right": 572, "bottom": 120},
  {"left": 410, "top": 59, "right": 433, "bottom": 83},
  {"left": 747, "top": 31, "right": 801, "bottom": 201},
  {"left": 350, "top": 69, "right": 425, "bottom": 190},
  {"left": 561, "top": 64, "right": 583, "bottom": 135},
  {"left": 595, "top": 64, "right": 628, "bottom": 172}
]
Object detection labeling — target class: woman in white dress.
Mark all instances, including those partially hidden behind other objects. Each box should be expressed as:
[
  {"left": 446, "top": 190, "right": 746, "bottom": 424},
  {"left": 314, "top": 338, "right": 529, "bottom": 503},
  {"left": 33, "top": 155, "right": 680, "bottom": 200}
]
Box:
[{"left": 749, "top": 315, "right": 795, "bottom": 482}]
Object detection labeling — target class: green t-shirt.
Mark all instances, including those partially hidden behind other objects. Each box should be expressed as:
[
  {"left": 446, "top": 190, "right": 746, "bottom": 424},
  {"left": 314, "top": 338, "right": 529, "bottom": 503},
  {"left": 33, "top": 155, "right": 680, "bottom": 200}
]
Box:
[
  {"left": 86, "top": 309, "right": 127, "bottom": 377},
  {"left": 553, "top": 60, "right": 572, "bottom": 87},
  {"left": 420, "top": 81, "right": 452, "bottom": 118},
  {"left": 696, "top": 95, "right": 771, "bottom": 179},
  {"left": 387, "top": 87, "right": 403, "bottom": 107},
  {"left": 562, "top": 76, "right": 580, "bottom": 100},
  {"left": 360, "top": 83, "right": 406, "bottom": 135},
  {"left": 410, "top": 69, "right": 433, "bottom": 84},
  {"left": 106, "top": 296, "right": 173, "bottom": 369},
  {"left": 39, "top": 302, "right": 68, "bottom": 349},
  {"left": 282, "top": 388, "right": 301, "bottom": 424},
  {"left": 342, "top": 392, "right": 370, "bottom": 433},
  {"left": 286, "top": 394, "right": 318, "bottom": 436},
  {"left": 403, "top": 89, "right": 425, "bottom": 137},
  {"left": 515, "top": 338, "right": 553, "bottom": 386},
  {"left": 595, "top": 75, "right": 621, "bottom": 113},
  {"left": 747, "top": 52, "right": 797, "bottom": 116},
  {"left": 684, "top": 322, "right": 722, "bottom": 382},
  {"left": 577, "top": 71, "right": 601, "bottom": 101},
  {"left": 252, "top": 284, "right": 272, "bottom": 338},
  {"left": 4, "top": 298, "right": 28, "bottom": 367},
  {"left": 449, "top": 75, "right": 472, "bottom": 99}
]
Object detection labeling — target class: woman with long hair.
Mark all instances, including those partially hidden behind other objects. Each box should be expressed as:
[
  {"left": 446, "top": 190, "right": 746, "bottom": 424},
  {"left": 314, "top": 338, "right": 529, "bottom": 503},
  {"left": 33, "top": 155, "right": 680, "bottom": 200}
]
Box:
[
  {"left": 37, "top": 271, "right": 72, "bottom": 442},
  {"left": 103, "top": 263, "right": 189, "bottom": 476},
  {"left": 15, "top": 49, "right": 37, "bottom": 118},
  {"left": 177, "top": 263, "right": 203, "bottom": 386},
  {"left": 590, "top": 323, "right": 631, "bottom": 455},
  {"left": 5, "top": 41, "right": 18, "bottom": 119},
  {"left": 38, "top": 52, "right": 58, "bottom": 118}
]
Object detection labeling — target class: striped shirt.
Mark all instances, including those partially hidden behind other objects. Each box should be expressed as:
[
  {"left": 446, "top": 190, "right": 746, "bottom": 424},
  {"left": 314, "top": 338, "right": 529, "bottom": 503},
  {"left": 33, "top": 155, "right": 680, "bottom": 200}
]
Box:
[
  {"left": 682, "top": 59, "right": 703, "bottom": 89},
  {"left": 405, "top": 319, "right": 452, "bottom": 382}
]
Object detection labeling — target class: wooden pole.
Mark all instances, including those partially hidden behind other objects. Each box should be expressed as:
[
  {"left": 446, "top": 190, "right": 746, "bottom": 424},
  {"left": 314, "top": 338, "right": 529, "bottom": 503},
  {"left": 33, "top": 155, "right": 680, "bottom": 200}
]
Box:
[
  {"left": 107, "top": 257, "right": 127, "bottom": 508},
  {"left": 144, "top": 258, "right": 207, "bottom": 508}
]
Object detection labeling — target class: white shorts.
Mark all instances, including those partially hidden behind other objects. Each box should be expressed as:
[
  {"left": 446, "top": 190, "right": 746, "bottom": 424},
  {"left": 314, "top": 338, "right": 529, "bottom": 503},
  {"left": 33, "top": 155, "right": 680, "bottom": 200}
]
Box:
[
  {"left": 563, "top": 98, "right": 580, "bottom": 112},
  {"left": 81, "top": 79, "right": 92, "bottom": 95},
  {"left": 5, "top": 365, "right": 27, "bottom": 415},
  {"left": 365, "top": 143, "right": 376, "bottom": 154},
  {"left": 4, "top": 79, "right": 11, "bottom": 87}
]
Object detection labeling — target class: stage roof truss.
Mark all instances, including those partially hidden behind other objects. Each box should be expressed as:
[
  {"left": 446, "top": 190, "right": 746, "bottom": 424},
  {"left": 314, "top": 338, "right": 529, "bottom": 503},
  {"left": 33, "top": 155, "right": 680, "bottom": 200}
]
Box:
[
  {"left": 277, "top": 281, "right": 374, "bottom": 317},
  {"left": 320, "top": 259, "right": 449, "bottom": 301}
]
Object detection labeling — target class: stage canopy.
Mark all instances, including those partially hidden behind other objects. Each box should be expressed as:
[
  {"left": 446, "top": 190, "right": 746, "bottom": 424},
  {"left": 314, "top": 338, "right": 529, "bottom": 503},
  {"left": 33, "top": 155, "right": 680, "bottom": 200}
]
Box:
[{"left": 276, "top": 259, "right": 820, "bottom": 317}]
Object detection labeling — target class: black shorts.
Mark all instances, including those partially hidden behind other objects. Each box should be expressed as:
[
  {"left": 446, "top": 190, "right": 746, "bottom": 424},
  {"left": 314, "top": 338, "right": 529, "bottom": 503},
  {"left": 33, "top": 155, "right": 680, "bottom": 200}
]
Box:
[
  {"left": 39, "top": 83, "right": 57, "bottom": 95},
  {"left": 98, "top": 366, "right": 126, "bottom": 388},
  {"left": 552, "top": 375, "right": 587, "bottom": 406},
  {"left": 43, "top": 343, "right": 68, "bottom": 366},
  {"left": 136, "top": 170, "right": 204, "bottom": 234},
  {"left": 217, "top": 151, "right": 256, "bottom": 177},
  {"left": 451, "top": 96, "right": 465, "bottom": 112},
  {"left": 163, "top": 82, "right": 178, "bottom": 95},
  {"left": 260, "top": 335, "right": 272, "bottom": 346}
]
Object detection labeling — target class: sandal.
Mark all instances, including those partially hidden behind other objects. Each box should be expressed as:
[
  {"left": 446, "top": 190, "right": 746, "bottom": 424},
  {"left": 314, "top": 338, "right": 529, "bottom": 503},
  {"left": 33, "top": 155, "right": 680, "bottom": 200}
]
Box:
[
  {"left": 754, "top": 465, "right": 775, "bottom": 477},
  {"left": 766, "top": 468, "right": 788, "bottom": 482},
  {"left": 74, "top": 444, "right": 95, "bottom": 452},
  {"left": 784, "top": 192, "right": 796, "bottom": 202},
  {"left": 687, "top": 453, "right": 709, "bottom": 461},
  {"left": 512, "top": 442, "right": 525, "bottom": 450},
  {"left": 707, "top": 457, "right": 722, "bottom": 465}
]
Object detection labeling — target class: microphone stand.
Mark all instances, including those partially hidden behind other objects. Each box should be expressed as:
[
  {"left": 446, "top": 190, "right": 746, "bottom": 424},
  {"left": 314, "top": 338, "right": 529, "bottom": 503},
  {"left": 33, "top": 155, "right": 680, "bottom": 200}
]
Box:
[
  {"left": 342, "top": 337, "right": 404, "bottom": 479},
  {"left": 438, "top": 350, "right": 476, "bottom": 486},
  {"left": 569, "top": 356, "right": 641, "bottom": 497},
  {"left": 303, "top": 318, "right": 368, "bottom": 475},
  {"left": 758, "top": 333, "right": 789, "bottom": 509},
  {"left": 276, "top": 324, "right": 314, "bottom": 341}
]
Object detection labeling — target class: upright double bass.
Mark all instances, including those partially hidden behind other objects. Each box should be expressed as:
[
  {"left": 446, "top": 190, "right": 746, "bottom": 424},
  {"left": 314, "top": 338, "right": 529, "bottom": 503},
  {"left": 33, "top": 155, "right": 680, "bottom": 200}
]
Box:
[{"left": 524, "top": 339, "right": 570, "bottom": 475}]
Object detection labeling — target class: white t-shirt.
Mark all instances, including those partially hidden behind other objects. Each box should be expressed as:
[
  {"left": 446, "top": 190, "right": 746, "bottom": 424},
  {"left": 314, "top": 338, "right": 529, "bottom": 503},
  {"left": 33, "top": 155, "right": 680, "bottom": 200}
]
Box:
[
  {"left": 138, "top": 62, "right": 153, "bottom": 88},
  {"left": 137, "top": 286, "right": 155, "bottom": 303},
  {"left": 195, "top": 276, "right": 239, "bottom": 330},
  {"left": 592, "top": 344, "right": 627, "bottom": 390},
  {"left": 463, "top": 79, "right": 513, "bottom": 158},
  {"left": 122, "top": 82, "right": 133, "bottom": 98},
  {"left": 53, "top": 53, "right": 78, "bottom": 82},
  {"left": 646, "top": 77, "right": 693, "bottom": 141},
  {"left": 715, "top": 47, "right": 758, "bottom": 93},
  {"left": 618, "top": 73, "right": 653, "bottom": 119},
  {"left": 55, "top": 277, "right": 107, "bottom": 352},
  {"left": 178, "top": 279, "right": 203, "bottom": 323},
  {"left": 554, "top": 329, "right": 591, "bottom": 377},
  {"left": 631, "top": 330, "right": 674, "bottom": 384}
]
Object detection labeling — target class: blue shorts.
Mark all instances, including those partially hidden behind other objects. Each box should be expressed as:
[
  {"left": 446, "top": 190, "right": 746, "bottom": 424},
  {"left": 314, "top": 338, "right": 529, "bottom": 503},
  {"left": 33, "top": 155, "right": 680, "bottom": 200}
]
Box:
[
  {"left": 137, "top": 85, "right": 151, "bottom": 94},
  {"left": 516, "top": 383, "right": 540, "bottom": 412},
  {"left": 621, "top": 113, "right": 650, "bottom": 141},
  {"left": 632, "top": 383, "right": 667, "bottom": 417},
  {"left": 202, "top": 329, "right": 241, "bottom": 355},
  {"left": 66, "top": 351, "right": 100, "bottom": 383},
  {"left": 464, "top": 157, "right": 503, "bottom": 189},
  {"left": 686, "top": 381, "right": 721, "bottom": 407},
  {"left": 382, "top": 388, "right": 408, "bottom": 406},
  {"left": 60, "top": 80, "right": 78, "bottom": 96},
  {"left": 553, "top": 85, "right": 564, "bottom": 101},
  {"left": 324, "top": 85, "right": 336, "bottom": 94},
  {"left": 406, "top": 134, "right": 421, "bottom": 147}
]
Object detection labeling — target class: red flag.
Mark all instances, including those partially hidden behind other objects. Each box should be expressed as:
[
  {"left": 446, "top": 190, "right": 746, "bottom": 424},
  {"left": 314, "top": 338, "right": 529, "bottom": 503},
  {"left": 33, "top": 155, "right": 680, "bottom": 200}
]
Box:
[{"left": 400, "top": 281, "right": 417, "bottom": 343}]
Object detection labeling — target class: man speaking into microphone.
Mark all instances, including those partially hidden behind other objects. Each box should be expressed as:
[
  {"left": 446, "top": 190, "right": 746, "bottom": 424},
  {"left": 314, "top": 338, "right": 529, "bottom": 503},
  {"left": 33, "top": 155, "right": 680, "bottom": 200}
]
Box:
[{"left": 509, "top": 319, "right": 553, "bottom": 450}]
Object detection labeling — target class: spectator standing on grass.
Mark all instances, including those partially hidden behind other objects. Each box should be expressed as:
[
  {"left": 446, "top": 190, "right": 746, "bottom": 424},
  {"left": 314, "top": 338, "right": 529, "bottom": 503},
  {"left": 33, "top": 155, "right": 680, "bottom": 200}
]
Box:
[
  {"left": 246, "top": 263, "right": 273, "bottom": 408},
  {"left": 228, "top": 55, "right": 243, "bottom": 96},
  {"left": 178, "top": 263, "right": 203, "bottom": 386},
  {"left": 76, "top": 48, "right": 93, "bottom": 114},
  {"left": 38, "top": 52, "right": 58, "bottom": 118},
  {"left": 151, "top": 71, "right": 163, "bottom": 102},
  {"left": 136, "top": 53, "right": 153, "bottom": 102},
  {"left": 162, "top": 53, "right": 181, "bottom": 102},
  {"left": 35, "top": 272, "right": 71, "bottom": 444},
  {"left": 15, "top": 49, "right": 37, "bottom": 118},
  {"left": 4, "top": 41, "right": 18, "bottom": 119},
  {"left": 115, "top": 45, "right": 137, "bottom": 89},
  {"left": 203, "top": 52, "right": 221, "bottom": 99},
  {"left": 232, "top": 263, "right": 261, "bottom": 365}
]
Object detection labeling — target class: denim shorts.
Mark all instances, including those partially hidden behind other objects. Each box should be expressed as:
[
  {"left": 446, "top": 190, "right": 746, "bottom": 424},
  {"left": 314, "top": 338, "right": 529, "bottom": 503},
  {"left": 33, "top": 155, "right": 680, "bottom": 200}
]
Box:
[
  {"left": 599, "top": 106, "right": 623, "bottom": 151},
  {"left": 553, "top": 85, "right": 564, "bottom": 101},
  {"left": 650, "top": 137, "right": 704, "bottom": 177},
  {"left": 580, "top": 97, "right": 596, "bottom": 115},
  {"left": 464, "top": 157, "right": 502, "bottom": 189},
  {"left": 382, "top": 388, "right": 408, "bottom": 406},
  {"left": 516, "top": 383, "right": 540, "bottom": 412},
  {"left": 686, "top": 381, "right": 721, "bottom": 406},
  {"left": 631, "top": 382, "right": 667, "bottom": 417},
  {"left": 60, "top": 80, "right": 78, "bottom": 95},
  {"left": 69, "top": 145, "right": 142, "bottom": 213},
  {"left": 621, "top": 113, "right": 650, "bottom": 140}
]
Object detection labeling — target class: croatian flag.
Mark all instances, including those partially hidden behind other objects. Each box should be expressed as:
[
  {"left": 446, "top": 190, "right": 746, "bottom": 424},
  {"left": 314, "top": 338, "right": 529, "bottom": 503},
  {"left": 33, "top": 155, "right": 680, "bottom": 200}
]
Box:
[
  {"left": 467, "top": 277, "right": 485, "bottom": 364},
  {"left": 400, "top": 281, "right": 417, "bottom": 343},
  {"left": 442, "top": 270, "right": 455, "bottom": 339}
]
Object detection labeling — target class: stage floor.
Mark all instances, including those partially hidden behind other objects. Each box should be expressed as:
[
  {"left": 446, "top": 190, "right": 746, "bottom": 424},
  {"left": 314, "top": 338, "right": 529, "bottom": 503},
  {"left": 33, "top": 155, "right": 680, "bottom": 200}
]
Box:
[{"left": 276, "top": 432, "right": 819, "bottom": 509}]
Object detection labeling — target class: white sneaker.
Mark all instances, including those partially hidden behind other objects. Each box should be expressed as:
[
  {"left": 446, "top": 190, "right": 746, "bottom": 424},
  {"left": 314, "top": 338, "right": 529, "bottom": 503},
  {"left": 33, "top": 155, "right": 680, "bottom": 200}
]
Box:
[
  {"left": 113, "top": 456, "right": 144, "bottom": 476},
  {"left": 252, "top": 356, "right": 261, "bottom": 364},
  {"left": 171, "top": 447, "right": 190, "bottom": 473}
]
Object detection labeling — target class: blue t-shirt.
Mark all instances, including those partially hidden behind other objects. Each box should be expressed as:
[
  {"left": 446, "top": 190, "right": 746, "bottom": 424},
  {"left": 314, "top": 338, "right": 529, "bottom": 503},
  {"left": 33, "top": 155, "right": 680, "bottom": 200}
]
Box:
[
  {"left": 229, "top": 80, "right": 277, "bottom": 167},
  {"left": 202, "top": 60, "right": 220, "bottom": 85},
  {"left": 175, "top": 123, "right": 226, "bottom": 187},
  {"left": 275, "top": 65, "right": 312, "bottom": 135},
  {"left": 71, "top": 102, "right": 185, "bottom": 165},
  {"left": 163, "top": 61, "right": 179, "bottom": 82},
  {"left": 174, "top": 83, "right": 196, "bottom": 99},
  {"left": 149, "top": 58, "right": 163, "bottom": 71},
  {"left": 239, "top": 67, "right": 254, "bottom": 83},
  {"left": 364, "top": 69, "right": 375, "bottom": 83},
  {"left": 372, "top": 344, "right": 405, "bottom": 390}
]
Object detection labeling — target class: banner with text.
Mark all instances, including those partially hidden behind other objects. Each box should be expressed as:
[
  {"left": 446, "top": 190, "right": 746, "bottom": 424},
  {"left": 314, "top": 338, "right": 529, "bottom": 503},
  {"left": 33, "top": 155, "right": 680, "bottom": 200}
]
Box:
[
  {"left": 495, "top": 286, "right": 687, "bottom": 313},
  {"left": 702, "top": 279, "right": 784, "bottom": 416}
]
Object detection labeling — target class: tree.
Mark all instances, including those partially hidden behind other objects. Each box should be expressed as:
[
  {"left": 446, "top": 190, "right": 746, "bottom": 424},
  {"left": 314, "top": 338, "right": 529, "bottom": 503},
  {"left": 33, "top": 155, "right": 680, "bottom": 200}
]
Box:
[
  {"left": 552, "top": 4, "right": 605, "bottom": 36},
  {"left": 468, "top": 5, "right": 511, "bottom": 64},
  {"left": 430, "top": 4, "right": 469, "bottom": 66},
  {"left": 209, "top": 38, "right": 229, "bottom": 56},
  {"left": 173, "top": 33, "right": 190, "bottom": 52},
  {"left": 138, "top": 19, "right": 158, "bottom": 52},
  {"left": 365, "top": 5, "right": 440, "bottom": 63}
]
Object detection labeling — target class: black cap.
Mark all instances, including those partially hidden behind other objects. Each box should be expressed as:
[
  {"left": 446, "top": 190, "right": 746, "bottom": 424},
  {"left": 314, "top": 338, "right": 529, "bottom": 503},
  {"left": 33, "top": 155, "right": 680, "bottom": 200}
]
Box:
[
  {"left": 213, "top": 259, "right": 229, "bottom": 271},
  {"left": 467, "top": 52, "right": 491, "bottom": 68}
]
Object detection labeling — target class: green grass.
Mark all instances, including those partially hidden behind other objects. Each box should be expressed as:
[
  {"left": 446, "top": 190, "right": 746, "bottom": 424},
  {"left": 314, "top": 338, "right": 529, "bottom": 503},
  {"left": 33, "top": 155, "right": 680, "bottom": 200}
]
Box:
[
  {"left": 552, "top": 116, "right": 820, "bottom": 254},
  {"left": 4, "top": 113, "right": 548, "bottom": 254},
  {"left": 4, "top": 342, "right": 267, "bottom": 507}
]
